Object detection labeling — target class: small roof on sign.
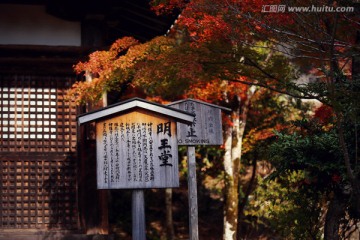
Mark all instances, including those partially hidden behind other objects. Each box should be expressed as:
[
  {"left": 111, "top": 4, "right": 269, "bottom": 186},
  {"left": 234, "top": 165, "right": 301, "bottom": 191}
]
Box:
[
  {"left": 168, "top": 98, "right": 231, "bottom": 112},
  {"left": 77, "top": 97, "right": 195, "bottom": 125}
]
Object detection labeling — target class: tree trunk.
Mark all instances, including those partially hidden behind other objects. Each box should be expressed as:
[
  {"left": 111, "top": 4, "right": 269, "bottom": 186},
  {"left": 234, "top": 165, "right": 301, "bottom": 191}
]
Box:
[
  {"left": 237, "top": 155, "right": 257, "bottom": 240},
  {"left": 223, "top": 86, "right": 256, "bottom": 240},
  {"left": 324, "top": 194, "right": 346, "bottom": 240},
  {"left": 223, "top": 116, "right": 239, "bottom": 240}
]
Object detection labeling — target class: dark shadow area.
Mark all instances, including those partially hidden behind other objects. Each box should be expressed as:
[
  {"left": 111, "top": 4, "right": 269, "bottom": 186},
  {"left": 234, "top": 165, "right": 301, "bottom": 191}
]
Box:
[{"left": 44, "top": 153, "right": 78, "bottom": 230}]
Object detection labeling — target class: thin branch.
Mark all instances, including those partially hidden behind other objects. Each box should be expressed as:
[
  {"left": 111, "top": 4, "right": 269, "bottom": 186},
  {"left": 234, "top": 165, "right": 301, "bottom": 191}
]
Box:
[
  {"left": 220, "top": 76, "right": 324, "bottom": 101},
  {"left": 244, "top": 57, "right": 281, "bottom": 81},
  {"left": 242, "top": 12, "right": 354, "bottom": 49}
]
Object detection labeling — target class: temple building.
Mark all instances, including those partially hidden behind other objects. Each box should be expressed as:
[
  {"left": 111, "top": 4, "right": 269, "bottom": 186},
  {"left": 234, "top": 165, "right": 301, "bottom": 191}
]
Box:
[{"left": 0, "top": 1, "right": 175, "bottom": 238}]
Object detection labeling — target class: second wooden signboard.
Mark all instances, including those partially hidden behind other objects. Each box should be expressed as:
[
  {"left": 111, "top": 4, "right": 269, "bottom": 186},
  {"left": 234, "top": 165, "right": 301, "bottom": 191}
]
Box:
[{"left": 168, "top": 99, "right": 231, "bottom": 146}]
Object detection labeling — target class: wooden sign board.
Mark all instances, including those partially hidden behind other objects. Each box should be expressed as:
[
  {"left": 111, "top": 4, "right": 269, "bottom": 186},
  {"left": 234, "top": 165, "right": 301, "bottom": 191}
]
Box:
[
  {"left": 95, "top": 110, "right": 179, "bottom": 189},
  {"left": 168, "top": 99, "right": 230, "bottom": 146},
  {"left": 77, "top": 98, "right": 194, "bottom": 190}
]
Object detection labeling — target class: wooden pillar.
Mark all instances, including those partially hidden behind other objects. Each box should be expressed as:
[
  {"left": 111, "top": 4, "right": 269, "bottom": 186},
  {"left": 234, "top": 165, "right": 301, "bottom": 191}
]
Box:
[
  {"left": 99, "top": 92, "right": 109, "bottom": 235},
  {"left": 187, "top": 146, "right": 199, "bottom": 240},
  {"left": 78, "top": 121, "right": 109, "bottom": 234},
  {"left": 77, "top": 74, "right": 109, "bottom": 235},
  {"left": 132, "top": 190, "right": 146, "bottom": 240}
]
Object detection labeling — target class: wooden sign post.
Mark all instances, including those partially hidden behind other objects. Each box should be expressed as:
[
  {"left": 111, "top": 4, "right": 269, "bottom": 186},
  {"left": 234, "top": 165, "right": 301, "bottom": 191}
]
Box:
[
  {"left": 168, "top": 99, "right": 230, "bottom": 240},
  {"left": 78, "top": 98, "right": 194, "bottom": 240}
]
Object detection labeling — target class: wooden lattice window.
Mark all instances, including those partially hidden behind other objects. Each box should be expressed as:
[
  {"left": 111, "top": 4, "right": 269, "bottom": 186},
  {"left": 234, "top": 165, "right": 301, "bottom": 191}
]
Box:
[
  {"left": 0, "top": 76, "right": 77, "bottom": 152},
  {"left": 0, "top": 76, "right": 78, "bottom": 229},
  {"left": 0, "top": 153, "right": 77, "bottom": 229}
]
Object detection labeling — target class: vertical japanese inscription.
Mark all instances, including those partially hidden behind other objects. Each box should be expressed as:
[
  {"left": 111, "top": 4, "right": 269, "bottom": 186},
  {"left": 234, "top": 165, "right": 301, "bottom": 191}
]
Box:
[
  {"left": 185, "top": 102, "right": 197, "bottom": 137},
  {"left": 114, "top": 123, "right": 120, "bottom": 182},
  {"left": 136, "top": 123, "right": 143, "bottom": 181},
  {"left": 102, "top": 122, "right": 108, "bottom": 184},
  {"left": 142, "top": 123, "right": 149, "bottom": 182},
  {"left": 131, "top": 122, "right": 137, "bottom": 182},
  {"left": 109, "top": 123, "right": 114, "bottom": 183},
  {"left": 126, "top": 123, "right": 131, "bottom": 181},
  {"left": 207, "top": 108, "right": 215, "bottom": 134},
  {"left": 157, "top": 121, "right": 173, "bottom": 167},
  {"left": 100, "top": 118, "right": 157, "bottom": 183},
  {"left": 148, "top": 123, "right": 155, "bottom": 181},
  {"left": 97, "top": 111, "right": 178, "bottom": 189}
]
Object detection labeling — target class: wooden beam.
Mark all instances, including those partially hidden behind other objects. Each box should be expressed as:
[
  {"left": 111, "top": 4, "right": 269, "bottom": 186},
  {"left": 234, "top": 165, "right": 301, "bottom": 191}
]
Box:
[{"left": 132, "top": 190, "right": 146, "bottom": 240}]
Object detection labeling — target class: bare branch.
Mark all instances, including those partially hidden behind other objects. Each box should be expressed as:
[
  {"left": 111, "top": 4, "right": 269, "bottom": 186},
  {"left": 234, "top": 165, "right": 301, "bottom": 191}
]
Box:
[{"left": 220, "top": 75, "right": 325, "bottom": 101}]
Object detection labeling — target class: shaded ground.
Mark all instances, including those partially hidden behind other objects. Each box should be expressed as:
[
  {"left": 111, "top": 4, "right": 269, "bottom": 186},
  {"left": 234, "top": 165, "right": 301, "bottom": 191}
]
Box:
[{"left": 109, "top": 179, "right": 223, "bottom": 240}]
